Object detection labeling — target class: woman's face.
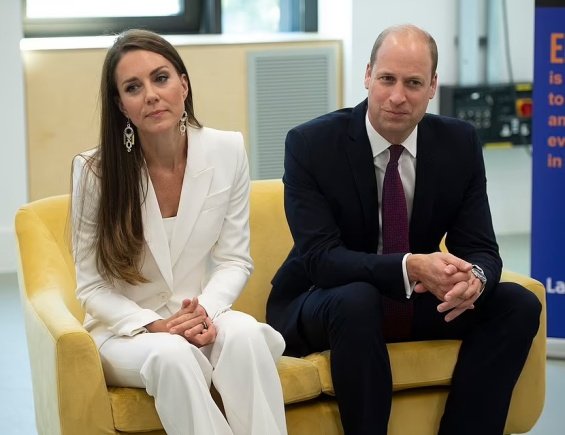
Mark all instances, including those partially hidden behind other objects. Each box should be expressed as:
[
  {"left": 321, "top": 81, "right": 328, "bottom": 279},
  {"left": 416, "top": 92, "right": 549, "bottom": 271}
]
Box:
[{"left": 115, "top": 49, "right": 188, "bottom": 138}]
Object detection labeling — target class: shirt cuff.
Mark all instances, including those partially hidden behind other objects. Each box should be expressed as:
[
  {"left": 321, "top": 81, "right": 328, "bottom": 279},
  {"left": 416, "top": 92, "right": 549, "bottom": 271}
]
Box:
[{"left": 402, "top": 253, "right": 416, "bottom": 299}]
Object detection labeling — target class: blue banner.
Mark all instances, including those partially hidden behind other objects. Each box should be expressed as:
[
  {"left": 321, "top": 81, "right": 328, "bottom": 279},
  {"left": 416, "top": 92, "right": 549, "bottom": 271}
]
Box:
[{"left": 532, "top": 5, "right": 565, "bottom": 341}]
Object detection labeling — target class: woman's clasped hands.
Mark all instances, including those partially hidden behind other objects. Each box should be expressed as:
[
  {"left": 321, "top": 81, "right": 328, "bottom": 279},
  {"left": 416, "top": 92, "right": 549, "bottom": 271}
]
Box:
[
  {"left": 146, "top": 297, "right": 216, "bottom": 347},
  {"left": 168, "top": 297, "right": 216, "bottom": 347}
]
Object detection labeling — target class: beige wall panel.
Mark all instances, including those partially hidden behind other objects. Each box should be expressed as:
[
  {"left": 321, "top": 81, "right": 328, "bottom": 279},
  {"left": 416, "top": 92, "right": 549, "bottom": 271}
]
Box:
[
  {"left": 23, "top": 40, "right": 341, "bottom": 200},
  {"left": 178, "top": 45, "right": 248, "bottom": 136},
  {"left": 23, "top": 48, "right": 105, "bottom": 200}
]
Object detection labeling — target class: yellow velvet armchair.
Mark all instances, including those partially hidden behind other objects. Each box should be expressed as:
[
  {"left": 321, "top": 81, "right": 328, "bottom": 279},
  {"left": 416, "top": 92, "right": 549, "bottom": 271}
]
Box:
[{"left": 16, "top": 179, "right": 545, "bottom": 435}]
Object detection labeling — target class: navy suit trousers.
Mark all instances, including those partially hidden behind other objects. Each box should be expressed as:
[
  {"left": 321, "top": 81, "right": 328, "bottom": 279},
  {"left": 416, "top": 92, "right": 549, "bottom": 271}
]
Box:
[{"left": 298, "top": 281, "right": 541, "bottom": 435}]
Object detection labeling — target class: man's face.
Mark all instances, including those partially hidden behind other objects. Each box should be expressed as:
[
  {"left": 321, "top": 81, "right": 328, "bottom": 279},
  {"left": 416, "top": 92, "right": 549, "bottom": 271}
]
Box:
[{"left": 364, "top": 31, "right": 437, "bottom": 144}]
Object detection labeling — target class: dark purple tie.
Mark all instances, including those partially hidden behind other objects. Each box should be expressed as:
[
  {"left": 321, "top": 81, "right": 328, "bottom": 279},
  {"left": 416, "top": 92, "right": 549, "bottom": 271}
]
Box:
[
  {"left": 382, "top": 145, "right": 409, "bottom": 253},
  {"left": 381, "top": 144, "right": 413, "bottom": 341}
]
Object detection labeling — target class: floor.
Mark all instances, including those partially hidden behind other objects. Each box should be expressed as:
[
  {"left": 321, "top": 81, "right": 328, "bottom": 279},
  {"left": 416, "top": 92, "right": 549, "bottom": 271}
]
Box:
[
  {"left": 0, "top": 272, "right": 36, "bottom": 435},
  {"left": 1, "top": 234, "right": 564, "bottom": 435}
]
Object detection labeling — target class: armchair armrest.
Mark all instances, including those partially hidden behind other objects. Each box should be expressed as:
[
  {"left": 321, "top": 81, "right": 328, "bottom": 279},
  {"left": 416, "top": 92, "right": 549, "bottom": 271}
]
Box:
[
  {"left": 21, "top": 282, "right": 116, "bottom": 435},
  {"left": 501, "top": 269, "right": 547, "bottom": 433},
  {"left": 16, "top": 201, "right": 117, "bottom": 435}
]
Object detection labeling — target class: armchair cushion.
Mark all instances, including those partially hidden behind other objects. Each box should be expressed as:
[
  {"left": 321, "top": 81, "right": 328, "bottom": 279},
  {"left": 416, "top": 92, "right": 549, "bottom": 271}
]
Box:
[
  {"left": 305, "top": 340, "right": 461, "bottom": 395},
  {"left": 92, "top": 355, "right": 322, "bottom": 432}
]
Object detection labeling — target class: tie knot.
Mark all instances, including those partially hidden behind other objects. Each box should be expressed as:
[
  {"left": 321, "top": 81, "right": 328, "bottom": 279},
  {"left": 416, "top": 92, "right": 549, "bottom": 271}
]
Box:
[{"left": 388, "top": 144, "right": 404, "bottom": 164}]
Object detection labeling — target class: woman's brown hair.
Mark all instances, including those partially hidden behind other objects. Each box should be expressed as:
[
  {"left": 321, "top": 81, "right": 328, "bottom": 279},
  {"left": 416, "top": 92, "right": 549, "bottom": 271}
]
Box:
[{"left": 81, "top": 29, "right": 201, "bottom": 284}]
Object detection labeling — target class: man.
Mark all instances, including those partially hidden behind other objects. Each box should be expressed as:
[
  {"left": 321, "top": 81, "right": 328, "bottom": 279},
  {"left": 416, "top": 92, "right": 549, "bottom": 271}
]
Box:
[{"left": 267, "top": 24, "right": 541, "bottom": 435}]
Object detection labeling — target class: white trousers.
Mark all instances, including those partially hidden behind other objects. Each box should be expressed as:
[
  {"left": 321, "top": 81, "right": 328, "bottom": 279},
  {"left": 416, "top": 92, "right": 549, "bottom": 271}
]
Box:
[{"left": 98, "top": 310, "right": 287, "bottom": 435}]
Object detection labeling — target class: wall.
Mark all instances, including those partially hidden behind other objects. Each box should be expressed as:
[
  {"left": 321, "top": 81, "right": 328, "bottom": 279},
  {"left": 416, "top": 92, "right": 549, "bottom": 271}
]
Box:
[
  {"left": 0, "top": 2, "right": 28, "bottom": 273},
  {"left": 22, "top": 36, "right": 341, "bottom": 201},
  {"left": 319, "top": 0, "right": 535, "bottom": 235},
  {"left": 320, "top": 0, "right": 534, "bottom": 108}
]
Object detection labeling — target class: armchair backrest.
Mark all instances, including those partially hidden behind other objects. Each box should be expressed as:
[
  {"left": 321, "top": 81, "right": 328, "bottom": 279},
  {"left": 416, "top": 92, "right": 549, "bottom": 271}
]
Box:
[
  {"left": 15, "top": 180, "right": 293, "bottom": 324},
  {"left": 233, "top": 179, "right": 293, "bottom": 322}
]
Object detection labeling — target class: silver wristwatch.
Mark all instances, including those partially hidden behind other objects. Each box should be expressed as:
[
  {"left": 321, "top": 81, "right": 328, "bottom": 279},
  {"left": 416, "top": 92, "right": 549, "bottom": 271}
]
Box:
[{"left": 471, "top": 264, "right": 487, "bottom": 294}]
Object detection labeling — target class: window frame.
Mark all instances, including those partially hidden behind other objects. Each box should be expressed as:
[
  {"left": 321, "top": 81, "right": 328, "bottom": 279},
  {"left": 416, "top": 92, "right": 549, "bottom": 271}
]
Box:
[
  {"left": 280, "top": 0, "right": 317, "bottom": 32},
  {"left": 22, "top": 0, "right": 221, "bottom": 38}
]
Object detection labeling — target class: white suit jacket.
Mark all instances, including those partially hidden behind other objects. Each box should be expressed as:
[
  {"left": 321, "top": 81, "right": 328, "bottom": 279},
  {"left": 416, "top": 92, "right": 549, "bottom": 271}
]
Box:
[{"left": 72, "top": 127, "right": 253, "bottom": 347}]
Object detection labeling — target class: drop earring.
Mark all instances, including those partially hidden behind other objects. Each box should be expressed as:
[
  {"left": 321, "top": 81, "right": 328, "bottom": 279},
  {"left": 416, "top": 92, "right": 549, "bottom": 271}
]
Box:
[
  {"left": 179, "top": 110, "right": 188, "bottom": 135},
  {"left": 124, "top": 119, "right": 134, "bottom": 152}
]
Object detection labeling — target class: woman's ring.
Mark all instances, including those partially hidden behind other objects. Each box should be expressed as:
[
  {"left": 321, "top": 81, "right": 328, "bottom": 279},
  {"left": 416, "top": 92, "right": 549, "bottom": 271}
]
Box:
[{"left": 201, "top": 320, "right": 208, "bottom": 330}]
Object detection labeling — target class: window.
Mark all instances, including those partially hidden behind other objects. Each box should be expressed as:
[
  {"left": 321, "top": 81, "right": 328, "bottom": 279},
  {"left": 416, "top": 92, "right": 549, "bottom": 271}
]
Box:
[
  {"left": 222, "top": 0, "right": 317, "bottom": 33},
  {"left": 22, "top": 0, "right": 316, "bottom": 37},
  {"left": 222, "top": 0, "right": 280, "bottom": 33},
  {"left": 26, "top": 0, "right": 183, "bottom": 18},
  {"left": 22, "top": 0, "right": 221, "bottom": 37}
]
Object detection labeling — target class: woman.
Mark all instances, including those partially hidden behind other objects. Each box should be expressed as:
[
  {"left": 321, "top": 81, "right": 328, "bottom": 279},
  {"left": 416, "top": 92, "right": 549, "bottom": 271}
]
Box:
[{"left": 71, "top": 29, "right": 287, "bottom": 435}]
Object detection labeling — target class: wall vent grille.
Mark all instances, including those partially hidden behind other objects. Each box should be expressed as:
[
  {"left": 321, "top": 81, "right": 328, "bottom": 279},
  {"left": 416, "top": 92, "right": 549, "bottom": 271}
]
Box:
[{"left": 248, "top": 48, "right": 338, "bottom": 179}]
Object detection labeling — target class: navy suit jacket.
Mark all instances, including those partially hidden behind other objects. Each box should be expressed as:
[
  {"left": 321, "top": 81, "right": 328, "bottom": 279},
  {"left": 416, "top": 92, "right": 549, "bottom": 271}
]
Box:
[{"left": 267, "top": 99, "right": 502, "bottom": 356}]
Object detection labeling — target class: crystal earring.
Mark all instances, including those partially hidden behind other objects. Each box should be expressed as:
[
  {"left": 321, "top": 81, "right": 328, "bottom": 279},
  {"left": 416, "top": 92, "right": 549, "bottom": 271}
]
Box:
[
  {"left": 179, "top": 110, "right": 188, "bottom": 135},
  {"left": 123, "top": 119, "right": 134, "bottom": 152}
]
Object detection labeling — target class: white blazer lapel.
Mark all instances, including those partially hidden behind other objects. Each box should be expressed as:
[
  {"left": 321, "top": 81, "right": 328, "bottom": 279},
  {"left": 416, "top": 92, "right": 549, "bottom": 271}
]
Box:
[
  {"left": 141, "top": 173, "right": 174, "bottom": 290},
  {"left": 170, "top": 128, "right": 214, "bottom": 266}
]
